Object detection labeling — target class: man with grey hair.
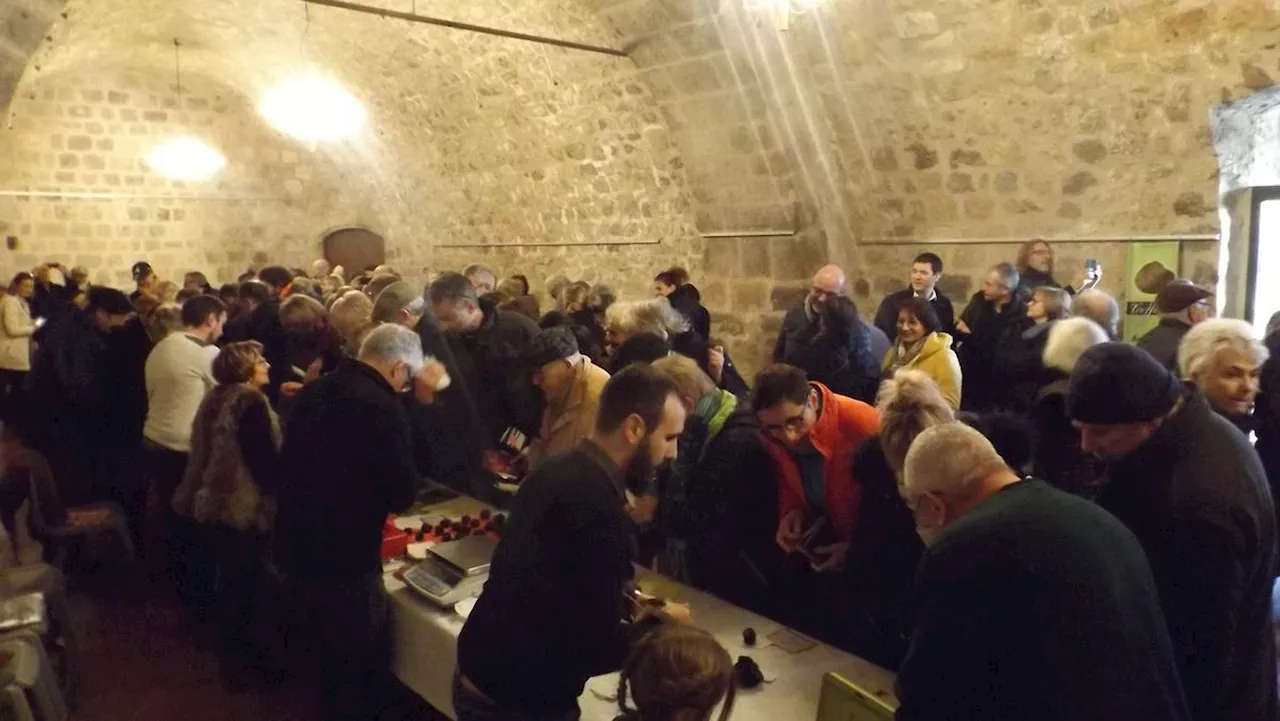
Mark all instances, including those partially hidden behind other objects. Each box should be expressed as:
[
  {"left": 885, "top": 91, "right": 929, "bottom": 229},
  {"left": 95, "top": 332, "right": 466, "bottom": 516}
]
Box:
[
  {"left": 274, "top": 323, "right": 445, "bottom": 720},
  {"left": 895, "top": 422, "right": 1190, "bottom": 721},
  {"left": 463, "top": 263, "right": 497, "bottom": 295},
  {"left": 1072, "top": 287, "right": 1120, "bottom": 339},
  {"left": 1177, "top": 318, "right": 1269, "bottom": 432}
]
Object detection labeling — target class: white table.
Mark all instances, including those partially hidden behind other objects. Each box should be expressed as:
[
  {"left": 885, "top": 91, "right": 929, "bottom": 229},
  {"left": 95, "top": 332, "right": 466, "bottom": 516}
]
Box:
[{"left": 385, "top": 496, "right": 898, "bottom": 720}]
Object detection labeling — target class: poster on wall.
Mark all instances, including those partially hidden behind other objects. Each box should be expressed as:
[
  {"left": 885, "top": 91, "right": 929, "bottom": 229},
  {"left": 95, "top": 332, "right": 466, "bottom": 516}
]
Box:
[{"left": 1123, "top": 241, "right": 1181, "bottom": 343}]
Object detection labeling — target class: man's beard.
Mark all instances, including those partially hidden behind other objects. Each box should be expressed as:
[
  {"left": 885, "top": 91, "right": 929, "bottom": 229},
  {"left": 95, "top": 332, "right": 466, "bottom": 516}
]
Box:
[{"left": 623, "top": 437, "right": 664, "bottom": 493}]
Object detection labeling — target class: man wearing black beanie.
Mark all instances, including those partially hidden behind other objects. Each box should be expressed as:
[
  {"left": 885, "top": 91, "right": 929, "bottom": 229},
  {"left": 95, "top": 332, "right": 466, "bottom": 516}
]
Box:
[{"left": 1067, "top": 342, "right": 1277, "bottom": 721}]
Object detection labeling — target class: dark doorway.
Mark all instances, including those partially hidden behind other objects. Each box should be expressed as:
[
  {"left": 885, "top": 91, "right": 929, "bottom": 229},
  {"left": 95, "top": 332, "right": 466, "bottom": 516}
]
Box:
[
  {"left": 323, "top": 227, "right": 386, "bottom": 280},
  {"left": 1247, "top": 186, "right": 1280, "bottom": 333}
]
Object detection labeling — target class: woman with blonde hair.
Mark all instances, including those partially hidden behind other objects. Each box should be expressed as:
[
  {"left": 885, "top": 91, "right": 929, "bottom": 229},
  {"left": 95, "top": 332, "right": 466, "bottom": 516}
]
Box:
[
  {"left": 846, "top": 369, "right": 953, "bottom": 667},
  {"left": 615, "top": 625, "right": 735, "bottom": 721},
  {"left": 173, "top": 340, "right": 281, "bottom": 687}
]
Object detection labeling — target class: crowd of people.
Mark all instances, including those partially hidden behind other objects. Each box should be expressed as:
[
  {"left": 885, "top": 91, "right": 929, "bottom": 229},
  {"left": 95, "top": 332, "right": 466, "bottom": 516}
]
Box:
[{"left": 0, "top": 239, "right": 1275, "bottom": 721}]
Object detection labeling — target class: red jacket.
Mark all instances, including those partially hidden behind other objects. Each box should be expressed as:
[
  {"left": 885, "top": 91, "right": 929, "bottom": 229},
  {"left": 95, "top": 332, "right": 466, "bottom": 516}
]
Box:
[{"left": 764, "top": 382, "right": 880, "bottom": 540}]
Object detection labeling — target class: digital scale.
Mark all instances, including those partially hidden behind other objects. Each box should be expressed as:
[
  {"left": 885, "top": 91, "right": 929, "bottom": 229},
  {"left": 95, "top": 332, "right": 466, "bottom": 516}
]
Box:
[{"left": 403, "top": 535, "right": 498, "bottom": 608}]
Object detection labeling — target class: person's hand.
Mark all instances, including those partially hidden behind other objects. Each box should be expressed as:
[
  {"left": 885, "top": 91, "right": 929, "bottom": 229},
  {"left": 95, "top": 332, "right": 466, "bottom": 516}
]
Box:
[
  {"left": 810, "top": 542, "right": 849, "bottom": 573},
  {"left": 412, "top": 360, "right": 448, "bottom": 405},
  {"left": 708, "top": 345, "right": 726, "bottom": 384},
  {"left": 659, "top": 601, "right": 693, "bottom": 625},
  {"left": 303, "top": 357, "right": 324, "bottom": 384},
  {"left": 955, "top": 319, "right": 971, "bottom": 335},
  {"left": 280, "top": 381, "right": 304, "bottom": 399},
  {"left": 776, "top": 509, "right": 804, "bottom": 552},
  {"left": 626, "top": 494, "right": 659, "bottom": 524}
]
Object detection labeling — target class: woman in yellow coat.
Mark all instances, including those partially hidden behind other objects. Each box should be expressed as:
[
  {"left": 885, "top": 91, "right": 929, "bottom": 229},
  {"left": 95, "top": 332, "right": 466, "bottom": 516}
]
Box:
[{"left": 881, "top": 296, "right": 962, "bottom": 409}]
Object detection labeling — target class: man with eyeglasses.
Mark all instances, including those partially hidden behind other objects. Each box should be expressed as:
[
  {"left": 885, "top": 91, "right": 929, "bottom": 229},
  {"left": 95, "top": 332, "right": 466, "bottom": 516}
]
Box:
[
  {"left": 772, "top": 265, "right": 881, "bottom": 402},
  {"left": 750, "top": 364, "right": 879, "bottom": 643},
  {"left": 1137, "top": 279, "right": 1214, "bottom": 372}
]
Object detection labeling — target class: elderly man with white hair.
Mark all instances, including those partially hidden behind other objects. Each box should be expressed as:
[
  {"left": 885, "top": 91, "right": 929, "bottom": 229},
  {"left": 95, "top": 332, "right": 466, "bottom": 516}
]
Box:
[
  {"left": 273, "top": 323, "right": 446, "bottom": 720},
  {"left": 1177, "top": 318, "right": 1269, "bottom": 433},
  {"left": 1028, "top": 316, "right": 1109, "bottom": 496},
  {"left": 894, "top": 422, "right": 1190, "bottom": 721},
  {"left": 1072, "top": 287, "right": 1120, "bottom": 339}
]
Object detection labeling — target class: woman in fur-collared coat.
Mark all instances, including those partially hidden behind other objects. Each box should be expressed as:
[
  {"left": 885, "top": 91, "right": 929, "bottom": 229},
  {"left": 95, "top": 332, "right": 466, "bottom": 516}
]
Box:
[{"left": 173, "top": 340, "right": 281, "bottom": 688}]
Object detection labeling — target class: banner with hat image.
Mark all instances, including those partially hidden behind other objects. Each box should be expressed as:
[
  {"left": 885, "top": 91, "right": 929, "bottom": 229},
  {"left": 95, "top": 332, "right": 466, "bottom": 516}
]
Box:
[{"left": 1124, "top": 242, "right": 1180, "bottom": 343}]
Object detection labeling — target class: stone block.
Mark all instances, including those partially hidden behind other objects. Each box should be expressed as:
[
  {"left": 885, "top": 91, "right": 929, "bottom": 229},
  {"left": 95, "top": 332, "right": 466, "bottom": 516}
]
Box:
[
  {"left": 1062, "top": 171, "right": 1098, "bottom": 196},
  {"left": 728, "top": 278, "right": 771, "bottom": 312},
  {"left": 1173, "top": 191, "right": 1209, "bottom": 217},
  {"left": 710, "top": 311, "right": 747, "bottom": 337},
  {"left": 947, "top": 173, "right": 974, "bottom": 193},
  {"left": 937, "top": 275, "right": 972, "bottom": 300},
  {"left": 771, "top": 283, "right": 808, "bottom": 312},
  {"left": 67, "top": 136, "right": 92, "bottom": 151},
  {"left": 871, "top": 147, "right": 899, "bottom": 172},
  {"left": 906, "top": 143, "right": 939, "bottom": 170},
  {"left": 994, "top": 171, "right": 1018, "bottom": 193},
  {"left": 949, "top": 149, "right": 984, "bottom": 168},
  {"left": 703, "top": 237, "right": 741, "bottom": 275},
  {"left": 1072, "top": 140, "right": 1107, "bottom": 163},
  {"left": 894, "top": 11, "right": 939, "bottom": 39},
  {"left": 141, "top": 110, "right": 167, "bottom": 123},
  {"left": 742, "top": 240, "right": 770, "bottom": 276},
  {"left": 771, "top": 236, "right": 824, "bottom": 282}
]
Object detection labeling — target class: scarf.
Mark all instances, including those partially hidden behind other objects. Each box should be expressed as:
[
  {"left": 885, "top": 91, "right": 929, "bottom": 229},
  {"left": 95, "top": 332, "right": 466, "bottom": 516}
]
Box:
[{"left": 890, "top": 336, "right": 928, "bottom": 372}]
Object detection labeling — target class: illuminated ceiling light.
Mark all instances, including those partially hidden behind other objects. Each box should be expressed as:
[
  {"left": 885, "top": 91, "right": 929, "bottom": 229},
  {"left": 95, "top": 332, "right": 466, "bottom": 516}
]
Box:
[
  {"left": 744, "top": 0, "right": 824, "bottom": 30},
  {"left": 259, "top": 75, "right": 368, "bottom": 145},
  {"left": 145, "top": 135, "right": 227, "bottom": 182}
]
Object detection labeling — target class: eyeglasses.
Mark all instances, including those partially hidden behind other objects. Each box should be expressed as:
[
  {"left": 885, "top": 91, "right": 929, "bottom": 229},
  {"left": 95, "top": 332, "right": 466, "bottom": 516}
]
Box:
[{"left": 762, "top": 394, "right": 814, "bottom": 436}]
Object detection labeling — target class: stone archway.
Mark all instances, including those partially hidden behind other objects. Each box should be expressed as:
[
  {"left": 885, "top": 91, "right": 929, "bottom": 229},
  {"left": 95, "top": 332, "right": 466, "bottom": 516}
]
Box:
[{"left": 323, "top": 226, "right": 386, "bottom": 280}]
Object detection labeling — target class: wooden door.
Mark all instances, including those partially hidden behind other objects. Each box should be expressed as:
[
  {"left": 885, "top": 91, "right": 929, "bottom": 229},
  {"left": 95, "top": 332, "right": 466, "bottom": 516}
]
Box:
[{"left": 323, "top": 227, "right": 386, "bottom": 280}]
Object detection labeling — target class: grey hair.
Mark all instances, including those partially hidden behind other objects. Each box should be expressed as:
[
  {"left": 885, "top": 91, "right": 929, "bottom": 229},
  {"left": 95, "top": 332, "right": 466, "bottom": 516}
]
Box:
[
  {"left": 1043, "top": 317, "right": 1109, "bottom": 374},
  {"left": 463, "top": 263, "right": 496, "bottom": 280},
  {"left": 990, "top": 262, "right": 1019, "bottom": 291},
  {"left": 606, "top": 298, "right": 690, "bottom": 339},
  {"left": 1176, "top": 318, "right": 1269, "bottom": 380},
  {"left": 1072, "top": 289, "right": 1119, "bottom": 338},
  {"left": 903, "top": 422, "right": 1009, "bottom": 498},
  {"left": 1033, "top": 286, "right": 1072, "bottom": 321},
  {"left": 358, "top": 323, "right": 425, "bottom": 370}
]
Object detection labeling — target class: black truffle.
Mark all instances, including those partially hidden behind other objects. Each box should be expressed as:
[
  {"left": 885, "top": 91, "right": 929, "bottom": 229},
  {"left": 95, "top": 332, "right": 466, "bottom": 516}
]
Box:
[
  {"left": 460, "top": 515, "right": 472, "bottom": 525},
  {"left": 479, "top": 509, "right": 492, "bottom": 520},
  {"left": 734, "top": 656, "right": 763, "bottom": 689},
  {"left": 743, "top": 627, "right": 756, "bottom": 646}
]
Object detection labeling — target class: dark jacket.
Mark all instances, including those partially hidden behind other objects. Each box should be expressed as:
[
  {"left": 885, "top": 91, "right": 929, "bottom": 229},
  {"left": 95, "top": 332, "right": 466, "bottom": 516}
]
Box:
[
  {"left": 782, "top": 332, "right": 873, "bottom": 401},
  {"left": 872, "top": 288, "right": 955, "bottom": 341},
  {"left": 955, "top": 292, "right": 1025, "bottom": 412},
  {"left": 845, "top": 437, "right": 925, "bottom": 669},
  {"left": 1253, "top": 333, "right": 1280, "bottom": 532},
  {"left": 458, "top": 441, "right": 643, "bottom": 714},
  {"left": 1029, "top": 372, "right": 1102, "bottom": 498},
  {"left": 774, "top": 302, "right": 879, "bottom": 403},
  {"left": 666, "top": 284, "right": 711, "bottom": 340},
  {"left": 273, "top": 359, "right": 418, "bottom": 576},
  {"left": 1015, "top": 267, "right": 1069, "bottom": 300},
  {"left": 443, "top": 298, "right": 541, "bottom": 443},
  {"left": 1098, "top": 387, "right": 1278, "bottom": 721},
  {"left": 896, "top": 480, "right": 1190, "bottom": 721},
  {"left": 403, "top": 313, "right": 487, "bottom": 495},
  {"left": 568, "top": 309, "right": 607, "bottom": 364},
  {"left": 669, "top": 331, "right": 750, "bottom": 399},
  {"left": 1137, "top": 317, "right": 1193, "bottom": 372},
  {"left": 993, "top": 318, "right": 1057, "bottom": 412}
]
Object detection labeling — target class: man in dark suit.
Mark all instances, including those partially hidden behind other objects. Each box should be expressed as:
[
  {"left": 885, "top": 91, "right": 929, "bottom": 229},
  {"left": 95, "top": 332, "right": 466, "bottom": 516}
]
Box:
[{"left": 873, "top": 252, "right": 955, "bottom": 341}]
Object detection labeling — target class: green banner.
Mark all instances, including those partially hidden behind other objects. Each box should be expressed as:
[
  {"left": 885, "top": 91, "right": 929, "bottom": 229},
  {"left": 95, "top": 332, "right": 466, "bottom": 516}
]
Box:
[{"left": 1123, "top": 241, "right": 1181, "bottom": 343}]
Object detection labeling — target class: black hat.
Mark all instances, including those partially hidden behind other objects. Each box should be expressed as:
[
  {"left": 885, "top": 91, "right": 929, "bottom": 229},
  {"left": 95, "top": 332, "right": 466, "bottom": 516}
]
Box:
[
  {"left": 1154, "top": 279, "right": 1213, "bottom": 313},
  {"left": 87, "top": 286, "right": 134, "bottom": 315},
  {"left": 524, "top": 326, "right": 579, "bottom": 369},
  {"left": 1066, "top": 343, "right": 1181, "bottom": 424}
]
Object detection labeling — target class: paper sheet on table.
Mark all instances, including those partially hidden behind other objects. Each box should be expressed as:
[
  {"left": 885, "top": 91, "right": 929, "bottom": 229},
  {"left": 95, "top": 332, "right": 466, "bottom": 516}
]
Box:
[
  {"left": 636, "top": 576, "right": 683, "bottom": 602},
  {"left": 767, "top": 628, "right": 817, "bottom": 654}
]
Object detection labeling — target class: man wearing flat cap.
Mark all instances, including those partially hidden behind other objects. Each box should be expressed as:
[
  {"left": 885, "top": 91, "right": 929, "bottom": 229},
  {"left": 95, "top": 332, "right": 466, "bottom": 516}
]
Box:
[
  {"left": 1137, "top": 278, "right": 1213, "bottom": 371},
  {"left": 524, "top": 326, "right": 610, "bottom": 472},
  {"left": 1067, "top": 343, "right": 1277, "bottom": 721}
]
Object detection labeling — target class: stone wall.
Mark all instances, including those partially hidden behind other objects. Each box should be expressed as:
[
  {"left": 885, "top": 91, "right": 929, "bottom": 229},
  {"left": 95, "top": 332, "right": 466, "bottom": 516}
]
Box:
[{"left": 0, "top": 0, "right": 703, "bottom": 301}]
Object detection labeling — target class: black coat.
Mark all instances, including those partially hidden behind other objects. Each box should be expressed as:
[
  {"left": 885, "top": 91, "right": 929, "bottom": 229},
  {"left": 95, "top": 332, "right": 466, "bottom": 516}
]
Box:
[
  {"left": 1015, "top": 267, "right": 1069, "bottom": 300},
  {"left": 1253, "top": 335, "right": 1280, "bottom": 531},
  {"left": 872, "top": 288, "right": 955, "bottom": 341},
  {"left": 680, "top": 408, "right": 781, "bottom": 615},
  {"left": 955, "top": 292, "right": 1025, "bottom": 411},
  {"left": 273, "top": 359, "right": 418, "bottom": 576},
  {"left": 992, "top": 318, "right": 1057, "bottom": 413},
  {"left": 458, "top": 442, "right": 646, "bottom": 714},
  {"left": 896, "top": 480, "right": 1190, "bottom": 721},
  {"left": 666, "top": 284, "right": 711, "bottom": 341},
  {"left": 1029, "top": 372, "right": 1102, "bottom": 498},
  {"left": 774, "top": 303, "right": 879, "bottom": 403},
  {"left": 782, "top": 332, "right": 874, "bottom": 402},
  {"left": 1137, "top": 317, "right": 1193, "bottom": 372},
  {"left": 1099, "top": 387, "right": 1278, "bottom": 721},
  {"left": 670, "top": 331, "right": 750, "bottom": 399},
  {"left": 404, "top": 313, "right": 488, "bottom": 496},
  {"left": 443, "top": 298, "right": 541, "bottom": 443},
  {"left": 845, "top": 438, "right": 924, "bottom": 669},
  {"left": 243, "top": 299, "right": 290, "bottom": 405}
]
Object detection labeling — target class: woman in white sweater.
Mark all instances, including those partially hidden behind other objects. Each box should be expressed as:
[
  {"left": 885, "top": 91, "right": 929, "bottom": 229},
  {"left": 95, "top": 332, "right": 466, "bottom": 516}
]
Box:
[{"left": 0, "top": 273, "right": 37, "bottom": 420}]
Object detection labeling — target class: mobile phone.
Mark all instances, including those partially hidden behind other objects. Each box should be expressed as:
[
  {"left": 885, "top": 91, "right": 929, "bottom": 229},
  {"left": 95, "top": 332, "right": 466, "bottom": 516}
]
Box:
[{"left": 1085, "top": 258, "right": 1099, "bottom": 274}]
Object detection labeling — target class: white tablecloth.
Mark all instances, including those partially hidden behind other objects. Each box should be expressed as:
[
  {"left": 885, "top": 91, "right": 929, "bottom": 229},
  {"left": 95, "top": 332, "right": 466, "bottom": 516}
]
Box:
[{"left": 386, "top": 567, "right": 898, "bottom": 720}]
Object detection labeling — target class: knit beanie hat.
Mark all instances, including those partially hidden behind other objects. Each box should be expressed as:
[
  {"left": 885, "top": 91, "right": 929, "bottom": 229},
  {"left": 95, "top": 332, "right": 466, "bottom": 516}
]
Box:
[
  {"left": 524, "top": 326, "right": 579, "bottom": 369},
  {"left": 1066, "top": 342, "right": 1181, "bottom": 424}
]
